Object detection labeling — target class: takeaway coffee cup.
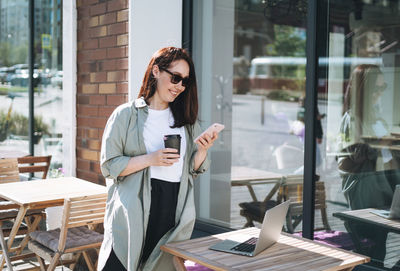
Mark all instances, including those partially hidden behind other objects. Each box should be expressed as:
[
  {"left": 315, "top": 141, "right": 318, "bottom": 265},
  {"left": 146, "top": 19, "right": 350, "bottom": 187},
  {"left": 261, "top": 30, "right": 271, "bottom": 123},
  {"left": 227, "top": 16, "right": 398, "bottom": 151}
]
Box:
[{"left": 163, "top": 134, "right": 181, "bottom": 155}]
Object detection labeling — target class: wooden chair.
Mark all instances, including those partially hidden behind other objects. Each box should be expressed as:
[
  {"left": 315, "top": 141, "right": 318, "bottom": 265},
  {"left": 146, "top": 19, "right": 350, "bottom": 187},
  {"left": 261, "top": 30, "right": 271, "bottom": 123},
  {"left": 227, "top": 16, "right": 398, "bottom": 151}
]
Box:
[
  {"left": 17, "top": 155, "right": 52, "bottom": 179},
  {"left": 28, "top": 194, "right": 107, "bottom": 271},
  {"left": 0, "top": 158, "right": 20, "bottom": 184},
  {"left": 0, "top": 158, "right": 44, "bottom": 271},
  {"left": 277, "top": 175, "right": 331, "bottom": 233},
  {"left": 239, "top": 174, "right": 331, "bottom": 232},
  {"left": 0, "top": 158, "right": 22, "bottom": 270},
  {"left": 239, "top": 197, "right": 279, "bottom": 227}
]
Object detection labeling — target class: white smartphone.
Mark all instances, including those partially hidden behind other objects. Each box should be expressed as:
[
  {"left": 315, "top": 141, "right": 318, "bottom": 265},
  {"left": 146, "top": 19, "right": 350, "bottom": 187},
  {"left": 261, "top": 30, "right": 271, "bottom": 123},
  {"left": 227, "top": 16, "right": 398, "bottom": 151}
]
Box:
[{"left": 194, "top": 123, "right": 225, "bottom": 142}]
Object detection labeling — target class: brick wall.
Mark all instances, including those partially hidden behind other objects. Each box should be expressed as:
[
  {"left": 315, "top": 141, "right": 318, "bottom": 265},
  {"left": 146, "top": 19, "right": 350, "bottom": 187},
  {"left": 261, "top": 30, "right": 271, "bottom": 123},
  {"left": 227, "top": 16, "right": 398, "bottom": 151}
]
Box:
[{"left": 76, "top": 0, "right": 129, "bottom": 185}]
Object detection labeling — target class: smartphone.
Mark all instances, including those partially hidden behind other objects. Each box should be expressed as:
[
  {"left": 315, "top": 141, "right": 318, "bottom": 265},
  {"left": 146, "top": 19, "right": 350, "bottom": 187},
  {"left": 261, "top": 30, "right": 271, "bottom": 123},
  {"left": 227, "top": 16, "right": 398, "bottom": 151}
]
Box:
[{"left": 194, "top": 123, "right": 225, "bottom": 142}]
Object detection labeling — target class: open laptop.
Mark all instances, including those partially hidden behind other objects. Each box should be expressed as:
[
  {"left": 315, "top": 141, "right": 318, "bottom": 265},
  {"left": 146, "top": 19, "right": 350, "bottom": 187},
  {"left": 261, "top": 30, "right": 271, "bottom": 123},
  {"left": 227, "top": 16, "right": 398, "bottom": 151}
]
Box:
[
  {"left": 209, "top": 200, "right": 290, "bottom": 257},
  {"left": 370, "top": 185, "right": 400, "bottom": 219}
]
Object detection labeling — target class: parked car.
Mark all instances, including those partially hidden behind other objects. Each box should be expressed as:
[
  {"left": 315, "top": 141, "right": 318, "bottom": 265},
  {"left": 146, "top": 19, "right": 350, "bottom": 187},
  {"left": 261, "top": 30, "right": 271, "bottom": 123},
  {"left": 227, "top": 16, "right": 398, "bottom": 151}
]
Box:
[{"left": 10, "top": 68, "right": 40, "bottom": 87}]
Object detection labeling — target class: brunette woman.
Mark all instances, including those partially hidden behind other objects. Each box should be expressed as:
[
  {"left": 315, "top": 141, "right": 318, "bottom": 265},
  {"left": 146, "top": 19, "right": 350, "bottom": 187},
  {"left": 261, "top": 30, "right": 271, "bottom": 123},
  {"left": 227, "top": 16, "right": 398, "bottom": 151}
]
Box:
[{"left": 98, "top": 47, "right": 217, "bottom": 271}]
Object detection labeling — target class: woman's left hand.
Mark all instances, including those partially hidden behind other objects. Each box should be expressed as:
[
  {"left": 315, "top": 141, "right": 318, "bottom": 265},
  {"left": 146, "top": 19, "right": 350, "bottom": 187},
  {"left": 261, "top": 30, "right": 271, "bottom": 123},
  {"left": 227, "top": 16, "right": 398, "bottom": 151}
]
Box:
[{"left": 195, "top": 132, "right": 218, "bottom": 152}]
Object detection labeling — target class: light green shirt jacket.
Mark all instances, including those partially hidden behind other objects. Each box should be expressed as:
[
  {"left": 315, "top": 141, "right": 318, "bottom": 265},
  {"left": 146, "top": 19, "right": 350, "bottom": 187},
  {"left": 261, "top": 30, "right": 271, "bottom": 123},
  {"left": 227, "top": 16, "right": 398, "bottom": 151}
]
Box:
[{"left": 97, "top": 100, "right": 210, "bottom": 271}]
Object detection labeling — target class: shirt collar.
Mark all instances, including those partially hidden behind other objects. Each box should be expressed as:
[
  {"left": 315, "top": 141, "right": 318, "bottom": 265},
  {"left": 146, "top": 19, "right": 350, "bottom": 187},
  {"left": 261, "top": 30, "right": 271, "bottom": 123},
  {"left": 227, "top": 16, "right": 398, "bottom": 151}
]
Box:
[{"left": 134, "top": 96, "right": 147, "bottom": 108}]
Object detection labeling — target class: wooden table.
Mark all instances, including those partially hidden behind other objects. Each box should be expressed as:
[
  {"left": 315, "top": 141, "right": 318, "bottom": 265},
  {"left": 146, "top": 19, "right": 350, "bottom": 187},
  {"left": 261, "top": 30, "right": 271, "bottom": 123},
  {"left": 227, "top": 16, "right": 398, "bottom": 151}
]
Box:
[
  {"left": 0, "top": 177, "right": 107, "bottom": 270},
  {"left": 231, "top": 166, "right": 283, "bottom": 202},
  {"left": 333, "top": 208, "right": 400, "bottom": 257},
  {"left": 362, "top": 135, "right": 400, "bottom": 144},
  {"left": 161, "top": 227, "right": 370, "bottom": 271}
]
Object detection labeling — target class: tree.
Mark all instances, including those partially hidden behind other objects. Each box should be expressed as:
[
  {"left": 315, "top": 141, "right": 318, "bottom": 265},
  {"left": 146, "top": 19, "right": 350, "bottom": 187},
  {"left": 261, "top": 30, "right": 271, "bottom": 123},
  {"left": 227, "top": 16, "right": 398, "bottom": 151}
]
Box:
[
  {"left": 266, "top": 25, "right": 306, "bottom": 57},
  {"left": 0, "top": 42, "right": 28, "bottom": 67},
  {"left": 0, "top": 42, "right": 12, "bottom": 66}
]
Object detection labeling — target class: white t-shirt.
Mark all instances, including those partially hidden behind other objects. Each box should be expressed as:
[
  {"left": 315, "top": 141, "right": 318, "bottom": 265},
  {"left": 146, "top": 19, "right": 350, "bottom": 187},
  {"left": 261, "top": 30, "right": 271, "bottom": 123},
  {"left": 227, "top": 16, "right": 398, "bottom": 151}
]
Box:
[{"left": 143, "top": 107, "right": 186, "bottom": 182}]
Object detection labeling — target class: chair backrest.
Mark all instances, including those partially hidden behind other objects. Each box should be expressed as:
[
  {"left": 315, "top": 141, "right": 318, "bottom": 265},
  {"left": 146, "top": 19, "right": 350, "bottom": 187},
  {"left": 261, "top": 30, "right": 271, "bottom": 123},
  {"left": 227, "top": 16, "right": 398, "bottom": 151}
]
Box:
[
  {"left": 17, "top": 155, "right": 52, "bottom": 179},
  {"left": 58, "top": 194, "right": 107, "bottom": 252},
  {"left": 278, "top": 175, "right": 327, "bottom": 212},
  {"left": 0, "top": 158, "right": 20, "bottom": 184}
]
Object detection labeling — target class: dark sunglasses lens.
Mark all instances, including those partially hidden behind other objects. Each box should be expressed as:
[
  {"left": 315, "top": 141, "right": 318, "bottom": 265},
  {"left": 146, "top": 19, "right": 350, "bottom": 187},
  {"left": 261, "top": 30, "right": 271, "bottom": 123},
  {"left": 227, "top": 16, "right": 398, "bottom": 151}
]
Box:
[
  {"left": 171, "top": 74, "right": 183, "bottom": 84},
  {"left": 170, "top": 74, "right": 190, "bottom": 87},
  {"left": 182, "top": 78, "right": 190, "bottom": 87}
]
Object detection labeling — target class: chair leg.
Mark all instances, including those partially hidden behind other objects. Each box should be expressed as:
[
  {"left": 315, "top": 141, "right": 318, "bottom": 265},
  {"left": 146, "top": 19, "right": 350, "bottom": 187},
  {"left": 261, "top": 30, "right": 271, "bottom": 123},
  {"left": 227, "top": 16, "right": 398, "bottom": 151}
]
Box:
[
  {"left": 243, "top": 219, "right": 255, "bottom": 228},
  {"left": 69, "top": 252, "right": 81, "bottom": 271},
  {"left": 286, "top": 212, "right": 294, "bottom": 233},
  {"left": 16, "top": 215, "right": 42, "bottom": 255},
  {"left": 82, "top": 251, "right": 95, "bottom": 271},
  {"left": 321, "top": 208, "right": 331, "bottom": 231},
  {"left": 0, "top": 224, "right": 14, "bottom": 271},
  {"left": 36, "top": 255, "right": 46, "bottom": 271},
  {"left": 47, "top": 252, "right": 61, "bottom": 271},
  {"left": 94, "top": 248, "right": 100, "bottom": 269},
  {"left": 172, "top": 256, "right": 186, "bottom": 271}
]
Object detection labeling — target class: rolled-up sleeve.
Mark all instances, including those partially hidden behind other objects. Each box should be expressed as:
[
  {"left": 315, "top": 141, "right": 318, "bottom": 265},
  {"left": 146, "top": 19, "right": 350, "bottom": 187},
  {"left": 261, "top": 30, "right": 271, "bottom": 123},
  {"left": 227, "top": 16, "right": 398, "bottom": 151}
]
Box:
[
  {"left": 100, "top": 106, "right": 132, "bottom": 181},
  {"left": 189, "top": 122, "right": 211, "bottom": 178}
]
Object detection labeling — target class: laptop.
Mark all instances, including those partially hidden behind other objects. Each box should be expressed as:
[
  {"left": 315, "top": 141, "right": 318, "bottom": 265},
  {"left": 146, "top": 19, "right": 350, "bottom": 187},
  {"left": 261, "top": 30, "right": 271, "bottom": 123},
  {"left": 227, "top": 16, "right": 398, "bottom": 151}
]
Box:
[
  {"left": 209, "top": 200, "right": 290, "bottom": 257},
  {"left": 370, "top": 185, "right": 400, "bottom": 219}
]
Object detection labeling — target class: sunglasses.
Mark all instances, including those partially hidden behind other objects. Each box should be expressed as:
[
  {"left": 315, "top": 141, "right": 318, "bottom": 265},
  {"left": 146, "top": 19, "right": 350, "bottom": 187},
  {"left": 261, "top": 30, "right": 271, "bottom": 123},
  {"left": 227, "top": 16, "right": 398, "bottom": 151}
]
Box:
[{"left": 160, "top": 68, "right": 190, "bottom": 87}]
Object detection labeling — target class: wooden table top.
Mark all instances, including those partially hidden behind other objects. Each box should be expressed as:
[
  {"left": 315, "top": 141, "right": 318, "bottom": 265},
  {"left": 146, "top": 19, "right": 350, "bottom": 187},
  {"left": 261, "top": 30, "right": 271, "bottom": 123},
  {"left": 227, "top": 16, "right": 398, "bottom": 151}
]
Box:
[
  {"left": 362, "top": 135, "right": 400, "bottom": 142},
  {"left": 231, "top": 166, "right": 282, "bottom": 184},
  {"left": 0, "top": 177, "right": 107, "bottom": 208},
  {"left": 0, "top": 150, "right": 29, "bottom": 159},
  {"left": 161, "top": 227, "right": 369, "bottom": 271},
  {"left": 333, "top": 208, "right": 400, "bottom": 233}
]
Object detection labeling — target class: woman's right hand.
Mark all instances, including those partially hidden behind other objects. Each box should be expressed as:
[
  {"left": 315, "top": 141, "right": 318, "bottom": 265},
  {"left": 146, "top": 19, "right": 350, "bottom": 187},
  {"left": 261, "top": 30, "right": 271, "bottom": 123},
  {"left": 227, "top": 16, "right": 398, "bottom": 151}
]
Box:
[{"left": 148, "top": 148, "right": 180, "bottom": 166}]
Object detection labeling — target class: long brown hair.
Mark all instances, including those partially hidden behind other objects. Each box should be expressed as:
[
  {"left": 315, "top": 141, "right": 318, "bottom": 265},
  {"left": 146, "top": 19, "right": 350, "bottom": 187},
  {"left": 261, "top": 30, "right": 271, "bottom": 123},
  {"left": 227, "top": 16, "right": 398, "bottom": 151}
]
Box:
[
  {"left": 343, "top": 64, "right": 382, "bottom": 116},
  {"left": 138, "top": 47, "right": 198, "bottom": 128}
]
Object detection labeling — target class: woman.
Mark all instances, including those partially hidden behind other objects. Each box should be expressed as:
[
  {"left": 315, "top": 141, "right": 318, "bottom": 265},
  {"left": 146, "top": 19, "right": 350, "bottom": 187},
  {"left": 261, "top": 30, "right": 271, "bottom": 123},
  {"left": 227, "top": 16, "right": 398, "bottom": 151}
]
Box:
[
  {"left": 98, "top": 47, "right": 217, "bottom": 271},
  {"left": 338, "top": 64, "right": 395, "bottom": 265}
]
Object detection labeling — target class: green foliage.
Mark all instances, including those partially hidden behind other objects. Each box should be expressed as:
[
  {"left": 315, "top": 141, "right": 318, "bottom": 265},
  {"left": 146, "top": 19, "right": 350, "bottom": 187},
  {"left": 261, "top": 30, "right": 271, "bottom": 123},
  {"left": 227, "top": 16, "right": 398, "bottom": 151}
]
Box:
[
  {"left": 0, "top": 86, "right": 42, "bottom": 94},
  {"left": 267, "top": 90, "right": 299, "bottom": 102},
  {"left": 0, "top": 110, "right": 50, "bottom": 141},
  {"left": 265, "top": 25, "right": 306, "bottom": 57},
  {"left": 0, "top": 42, "right": 28, "bottom": 67}
]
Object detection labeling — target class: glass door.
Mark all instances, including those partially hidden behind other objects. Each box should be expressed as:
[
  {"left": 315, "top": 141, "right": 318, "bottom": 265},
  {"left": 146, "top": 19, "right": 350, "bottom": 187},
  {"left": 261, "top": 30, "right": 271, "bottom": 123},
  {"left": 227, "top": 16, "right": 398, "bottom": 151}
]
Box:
[
  {"left": 320, "top": 0, "right": 400, "bottom": 268},
  {"left": 193, "top": 0, "right": 307, "bottom": 229}
]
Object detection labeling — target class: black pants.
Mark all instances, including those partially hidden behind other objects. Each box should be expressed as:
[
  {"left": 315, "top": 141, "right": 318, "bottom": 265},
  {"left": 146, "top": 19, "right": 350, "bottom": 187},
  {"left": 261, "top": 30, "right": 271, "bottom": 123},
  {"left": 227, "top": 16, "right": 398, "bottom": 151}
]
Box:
[
  {"left": 102, "top": 248, "right": 126, "bottom": 271},
  {"left": 141, "top": 178, "right": 180, "bottom": 264}
]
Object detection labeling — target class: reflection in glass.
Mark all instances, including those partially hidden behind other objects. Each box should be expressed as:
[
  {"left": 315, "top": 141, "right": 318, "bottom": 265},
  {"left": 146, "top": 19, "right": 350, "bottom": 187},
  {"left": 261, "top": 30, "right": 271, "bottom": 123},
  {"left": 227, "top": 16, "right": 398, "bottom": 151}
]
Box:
[
  {"left": 193, "top": 0, "right": 308, "bottom": 230},
  {"left": 0, "top": 0, "right": 63, "bottom": 171},
  {"left": 231, "top": 1, "right": 307, "bottom": 230},
  {"left": 322, "top": 0, "right": 400, "bottom": 269},
  {"left": 0, "top": 0, "right": 30, "bottom": 155}
]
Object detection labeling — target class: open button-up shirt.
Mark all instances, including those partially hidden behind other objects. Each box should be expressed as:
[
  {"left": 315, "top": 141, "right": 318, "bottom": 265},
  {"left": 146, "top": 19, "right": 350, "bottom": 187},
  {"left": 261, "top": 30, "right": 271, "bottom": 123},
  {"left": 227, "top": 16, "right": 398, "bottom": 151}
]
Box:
[{"left": 98, "top": 100, "right": 210, "bottom": 271}]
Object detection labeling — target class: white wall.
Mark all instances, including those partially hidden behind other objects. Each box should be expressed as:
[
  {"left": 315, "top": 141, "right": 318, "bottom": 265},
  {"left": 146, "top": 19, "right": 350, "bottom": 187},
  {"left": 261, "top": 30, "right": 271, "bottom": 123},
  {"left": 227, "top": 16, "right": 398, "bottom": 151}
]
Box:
[
  {"left": 129, "top": 0, "right": 183, "bottom": 100},
  {"left": 62, "top": 0, "right": 77, "bottom": 176}
]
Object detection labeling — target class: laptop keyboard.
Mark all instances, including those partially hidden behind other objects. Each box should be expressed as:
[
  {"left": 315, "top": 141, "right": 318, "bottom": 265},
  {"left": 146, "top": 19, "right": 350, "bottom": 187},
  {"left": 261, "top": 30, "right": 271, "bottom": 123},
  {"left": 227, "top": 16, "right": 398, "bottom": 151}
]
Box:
[{"left": 231, "top": 237, "right": 258, "bottom": 253}]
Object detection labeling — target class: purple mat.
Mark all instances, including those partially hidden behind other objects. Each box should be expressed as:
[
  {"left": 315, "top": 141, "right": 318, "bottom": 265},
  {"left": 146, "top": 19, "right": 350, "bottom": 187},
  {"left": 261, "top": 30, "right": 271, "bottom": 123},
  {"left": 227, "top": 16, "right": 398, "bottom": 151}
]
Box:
[
  {"left": 184, "top": 260, "right": 213, "bottom": 271},
  {"left": 293, "top": 230, "right": 374, "bottom": 251}
]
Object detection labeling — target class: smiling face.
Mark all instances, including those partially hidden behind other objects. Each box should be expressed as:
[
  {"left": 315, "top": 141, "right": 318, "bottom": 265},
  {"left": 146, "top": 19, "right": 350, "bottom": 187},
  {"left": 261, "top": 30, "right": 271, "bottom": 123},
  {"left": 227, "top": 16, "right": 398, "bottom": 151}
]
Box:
[{"left": 150, "top": 59, "right": 190, "bottom": 109}]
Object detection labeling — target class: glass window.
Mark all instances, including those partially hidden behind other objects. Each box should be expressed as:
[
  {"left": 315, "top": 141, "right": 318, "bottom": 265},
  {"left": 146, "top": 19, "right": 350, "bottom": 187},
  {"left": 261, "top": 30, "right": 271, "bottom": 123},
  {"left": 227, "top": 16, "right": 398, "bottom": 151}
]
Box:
[
  {"left": 320, "top": 0, "right": 400, "bottom": 269},
  {"left": 0, "top": 0, "right": 30, "bottom": 155},
  {"left": 34, "top": 0, "right": 63, "bottom": 171},
  {"left": 193, "top": 0, "right": 307, "bottom": 229},
  {"left": 0, "top": 0, "right": 63, "bottom": 174},
  {"left": 255, "top": 64, "right": 268, "bottom": 77}
]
